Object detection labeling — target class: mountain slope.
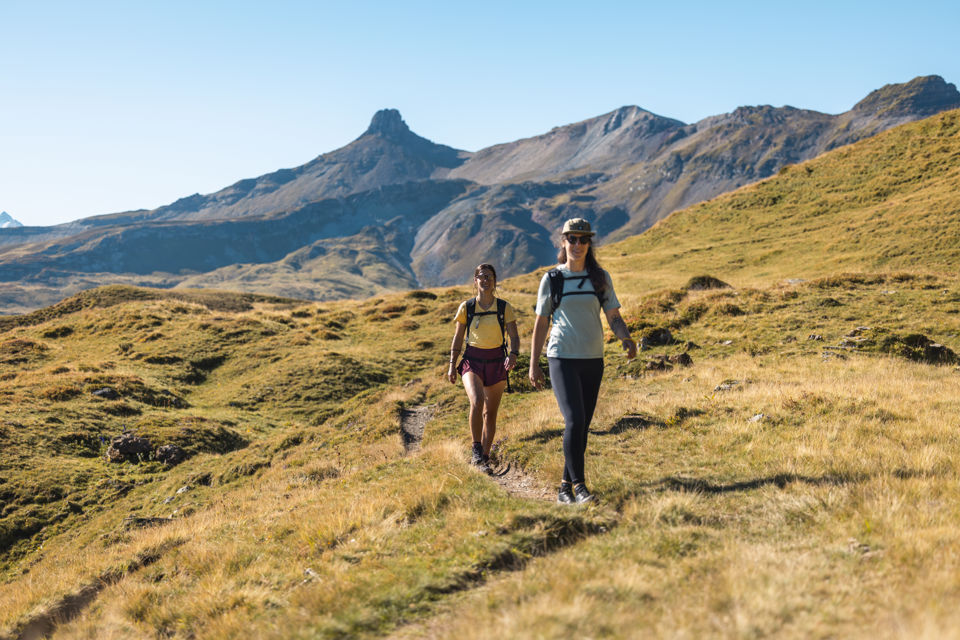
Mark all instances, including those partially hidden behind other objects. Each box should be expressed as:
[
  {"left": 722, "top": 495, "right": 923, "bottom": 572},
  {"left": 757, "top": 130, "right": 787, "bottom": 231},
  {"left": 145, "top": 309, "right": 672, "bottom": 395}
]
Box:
[
  {"left": 446, "top": 106, "right": 686, "bottom": 183},
  {"left": 0, "top": 180, "right": 471, "bottom": 311},
  {"left": 592, "top": 76, "right": 959, "bottom": 238},
  {"left": 176, "top": 225, "right": 423, "bottom": 300},
  {"left": 69, "top": 109, "right": 470, "bottom": 229},
  {"left": 0, "top": 77, "right": 957, "bottom": 313},
  {"left": 603, "top": 105, "right": 960, "bottom": 293}
]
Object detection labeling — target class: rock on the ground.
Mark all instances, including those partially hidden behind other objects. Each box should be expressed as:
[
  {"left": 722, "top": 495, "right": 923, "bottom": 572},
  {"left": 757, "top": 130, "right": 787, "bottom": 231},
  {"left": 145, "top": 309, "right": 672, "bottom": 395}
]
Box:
[
  {"left": 642, "top": 327, "right": 674, "bottom": 346},
  {"left": 668, "top": 353, "right": 693, "bottom": 367},
  {"left": 155, "top": 444, "right": 188, "bottom": 466},
  {"left": 685, "top": 275, "right": 731, "bottom": 290},
  {"left": 645, "top": 356, "right": 672, "bottom": 371},
  {"left": 105, "top": 432, "right": 152, "bottom": 463}
]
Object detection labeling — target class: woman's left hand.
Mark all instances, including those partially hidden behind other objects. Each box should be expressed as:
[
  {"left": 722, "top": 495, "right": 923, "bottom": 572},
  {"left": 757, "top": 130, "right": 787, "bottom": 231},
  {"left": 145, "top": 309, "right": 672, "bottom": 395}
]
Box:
[
  {"left": 504, "top": 353, "right": 517, "bottom": 371},
  {"left": 622, "top": 338, "right": 637, "bottom": 360}
]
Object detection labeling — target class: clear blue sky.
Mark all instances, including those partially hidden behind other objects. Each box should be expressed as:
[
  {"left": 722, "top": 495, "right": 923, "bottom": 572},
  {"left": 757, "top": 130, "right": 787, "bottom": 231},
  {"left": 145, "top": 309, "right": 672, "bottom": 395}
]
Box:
[{"left": 2, "top": 0, "right": 957, "bottom": 227}]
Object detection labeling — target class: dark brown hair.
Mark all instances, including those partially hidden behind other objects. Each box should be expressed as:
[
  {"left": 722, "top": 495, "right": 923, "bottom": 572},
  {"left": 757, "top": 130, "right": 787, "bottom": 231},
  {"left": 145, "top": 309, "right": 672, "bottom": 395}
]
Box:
[
  {"left": 557, "top": 238, "right": 607, "bottom": 300},
  {"left": 473, "top": 263, "right": 497, "bottom": 294}
]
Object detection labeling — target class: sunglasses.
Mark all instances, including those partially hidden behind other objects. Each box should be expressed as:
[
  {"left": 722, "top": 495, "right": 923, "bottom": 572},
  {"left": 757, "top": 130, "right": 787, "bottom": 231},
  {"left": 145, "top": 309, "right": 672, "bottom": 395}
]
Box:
[
  {"left": 475, "top": 273, "right": 495, "bottom": 281},
  {"left": 564, "top": 235, "right": 591, "bottom": 245}
]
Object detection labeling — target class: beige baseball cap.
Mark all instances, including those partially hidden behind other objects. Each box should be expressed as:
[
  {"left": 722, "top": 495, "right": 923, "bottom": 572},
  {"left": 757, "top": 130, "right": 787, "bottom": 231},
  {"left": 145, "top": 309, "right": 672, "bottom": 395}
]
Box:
[{"left": 561, "top": 218, "right": 595, "bottom": 236}]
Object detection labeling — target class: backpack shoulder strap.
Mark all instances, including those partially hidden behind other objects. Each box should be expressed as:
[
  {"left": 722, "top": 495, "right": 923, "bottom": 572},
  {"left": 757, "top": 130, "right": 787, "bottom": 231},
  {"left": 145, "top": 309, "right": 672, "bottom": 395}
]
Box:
[
  {"left": 464, "top": 298, "right": 476, "bottom": 328},
  {"left": 548, "top": 268, "right": 564, "bottom": 314},
  {"left": 495, "top": 298, "right": 507, "bottom": 346}
]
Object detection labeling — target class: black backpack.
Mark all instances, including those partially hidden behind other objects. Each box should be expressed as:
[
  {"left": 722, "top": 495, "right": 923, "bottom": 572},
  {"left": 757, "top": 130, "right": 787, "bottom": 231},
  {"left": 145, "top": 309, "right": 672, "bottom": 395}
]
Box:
[
  {"left": 464, "top": 298, "right": 507, "bottom": 355},
  {"left": 546, "top": 268, "right": 605, "bottom": 315},
  {"left": 463, "top": 297, "right": 512, "bottom": 391}
]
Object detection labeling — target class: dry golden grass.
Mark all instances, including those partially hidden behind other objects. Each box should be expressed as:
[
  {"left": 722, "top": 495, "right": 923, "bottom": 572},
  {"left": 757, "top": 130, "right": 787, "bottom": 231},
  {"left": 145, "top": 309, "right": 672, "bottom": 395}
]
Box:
[
  {"left": 390, "top": 354, "right": 960, "bottom": 640},
  {"left": 4, "top": 269, "right": 960, "bottom": 639}
]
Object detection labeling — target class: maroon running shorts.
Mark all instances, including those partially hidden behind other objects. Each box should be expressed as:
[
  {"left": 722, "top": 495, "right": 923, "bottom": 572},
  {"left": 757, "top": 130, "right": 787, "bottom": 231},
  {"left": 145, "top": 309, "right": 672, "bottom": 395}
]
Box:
[{"left": 457, "top": 345, "right": 508, "bottom": 386}]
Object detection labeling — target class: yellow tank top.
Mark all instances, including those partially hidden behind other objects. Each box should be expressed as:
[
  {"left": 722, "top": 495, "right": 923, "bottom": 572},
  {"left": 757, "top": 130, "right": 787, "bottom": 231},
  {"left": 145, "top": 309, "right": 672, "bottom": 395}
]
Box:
[{"left": 454, "top": 299, "right": 516, "bottom": 349}]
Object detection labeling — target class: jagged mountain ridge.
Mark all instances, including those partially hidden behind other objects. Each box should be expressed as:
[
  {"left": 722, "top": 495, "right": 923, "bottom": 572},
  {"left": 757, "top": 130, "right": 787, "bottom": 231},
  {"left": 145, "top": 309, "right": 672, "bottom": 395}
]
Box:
[
  {"left": 447, "top": 76, "right": 960, "bottom": 239},
  {"left": 0, "top": 76, "right": 957, "bottom": 312},
  {"left": 76, "top": 109, "right": 468, "bottom": 227}
]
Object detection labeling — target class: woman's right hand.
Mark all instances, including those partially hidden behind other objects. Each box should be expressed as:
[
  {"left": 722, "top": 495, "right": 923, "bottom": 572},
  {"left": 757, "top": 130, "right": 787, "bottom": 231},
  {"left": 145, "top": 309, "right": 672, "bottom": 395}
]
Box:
[
  {"left": 447, "top": 363, "right": 457, "bottom": 384},
  {"left": 528, "top": 364, "right": 544, "bottom": 390}
]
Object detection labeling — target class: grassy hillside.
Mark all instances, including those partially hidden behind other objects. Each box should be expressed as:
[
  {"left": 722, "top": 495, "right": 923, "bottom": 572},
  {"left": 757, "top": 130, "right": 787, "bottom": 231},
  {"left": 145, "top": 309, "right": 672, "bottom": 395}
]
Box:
[
  {"left": 2, "top": 110, "right": 960, "bottom": 639},
  {"left": 604, "top": 107, "right": 960, "bottom": 291}
]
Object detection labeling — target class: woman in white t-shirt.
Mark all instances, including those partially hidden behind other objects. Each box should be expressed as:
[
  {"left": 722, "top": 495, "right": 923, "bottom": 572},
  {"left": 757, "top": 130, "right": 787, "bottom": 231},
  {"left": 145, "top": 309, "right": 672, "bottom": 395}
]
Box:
[
  {"left": 529, "top": 219, "right": 637, "bottom": 504},
  {"left": 448, "top": 263, "right": 520, "bottom": 467}
]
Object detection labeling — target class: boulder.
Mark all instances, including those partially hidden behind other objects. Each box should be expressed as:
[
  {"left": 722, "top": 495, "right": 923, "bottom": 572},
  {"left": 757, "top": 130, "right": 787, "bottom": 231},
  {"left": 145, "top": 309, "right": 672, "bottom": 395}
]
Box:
[
  {"left": 123, "top": 515, "right": 173, "bottom": 529},
  {"left": 155, "top": 444, "right": 188, "bottom": 466},
  {"left": 645, "top": 356, "right": 672, "bottom": 371},
  {"left": 668, "top": 353, "right": 693, "bottom": 367},
  {"left": 105, "top": 432, "right": 152, "bottom": 463},
  {"left": 641, "top": 327, "right": 673, "bottom": 346},
  {"left": 685, "top": 275, "right": 731, "bottom": 290},
  {"left": 924, "top": 343, "right": 954, "bottom": 364},
  {"left": 859, "top": 328, "right": 958, "bottom": 365},
  {"left": 92, "top": 387, "right": 120, "bottom": 400}
]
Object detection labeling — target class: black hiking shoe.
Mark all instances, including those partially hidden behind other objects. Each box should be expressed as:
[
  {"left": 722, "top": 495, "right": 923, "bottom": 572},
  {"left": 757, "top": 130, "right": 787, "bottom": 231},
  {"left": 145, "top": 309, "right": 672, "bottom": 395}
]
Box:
[
  {"left": 557, "top": 483, "right": 575, "bottom": 504},
  {"left": 574, "top": 484, "right": 595, "bottom": 504},
  {"left": 471, "top": 442, "right": 483, "bottom": 466}
]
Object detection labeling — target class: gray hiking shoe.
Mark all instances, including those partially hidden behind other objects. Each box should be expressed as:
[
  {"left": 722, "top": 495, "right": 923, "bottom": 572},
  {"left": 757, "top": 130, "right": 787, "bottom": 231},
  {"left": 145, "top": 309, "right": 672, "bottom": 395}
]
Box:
[
  {"left": 471, "top": 442, "right": 483, "bottom": 465},
  {"left": 558, "top": 483, "right": 575, "bottom": 504},
  {"left": 574, "top": 484, "right": 595, "bottom": 504}
]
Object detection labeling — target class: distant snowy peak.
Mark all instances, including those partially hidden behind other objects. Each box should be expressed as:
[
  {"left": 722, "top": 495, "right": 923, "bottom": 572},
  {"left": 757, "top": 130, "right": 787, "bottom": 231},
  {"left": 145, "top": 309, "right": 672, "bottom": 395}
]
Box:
[{"left": 0, "top": 212, "right": 23, "bottom": 228}]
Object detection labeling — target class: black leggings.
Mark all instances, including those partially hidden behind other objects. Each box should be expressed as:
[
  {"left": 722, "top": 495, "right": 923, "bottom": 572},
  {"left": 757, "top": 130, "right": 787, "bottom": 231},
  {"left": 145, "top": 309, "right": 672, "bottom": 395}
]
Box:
[{"left": 548, "top": 357, "right": 604, "bottom": 485}]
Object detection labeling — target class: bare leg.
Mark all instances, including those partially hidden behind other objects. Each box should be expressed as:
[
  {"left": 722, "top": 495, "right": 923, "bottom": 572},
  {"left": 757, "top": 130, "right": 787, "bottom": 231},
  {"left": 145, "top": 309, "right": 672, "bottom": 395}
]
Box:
[
  {"left": 480, "top": 379, "right": 507, "bottom": 456},
  {"left": 461, "top": 372, "right": 486, "bottom": 444}
]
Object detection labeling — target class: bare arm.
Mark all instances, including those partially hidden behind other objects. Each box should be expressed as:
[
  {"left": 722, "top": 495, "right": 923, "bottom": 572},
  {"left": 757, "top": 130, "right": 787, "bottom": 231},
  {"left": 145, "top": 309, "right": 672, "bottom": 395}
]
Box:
[
  {"left": 528, "top": 314, "right": 550, "bottom": 388},
  {"left": 604, "top": 307, "right": 637, "bottom": 359},
  {"left": 504, "top": 320, "right": 520, "bottom": 371},
  {"left": 447, "top": 321, "right": 467, "bottom": 383}
]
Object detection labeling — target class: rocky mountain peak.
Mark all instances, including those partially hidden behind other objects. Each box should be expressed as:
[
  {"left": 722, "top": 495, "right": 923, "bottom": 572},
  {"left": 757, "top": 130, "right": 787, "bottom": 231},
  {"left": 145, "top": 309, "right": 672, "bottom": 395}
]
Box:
[
  {"left": 364, "top": 109, "right": 412, "bottom": 138},
  {"left": 852, "top": 75, "right": 960, "bottom": 117}
]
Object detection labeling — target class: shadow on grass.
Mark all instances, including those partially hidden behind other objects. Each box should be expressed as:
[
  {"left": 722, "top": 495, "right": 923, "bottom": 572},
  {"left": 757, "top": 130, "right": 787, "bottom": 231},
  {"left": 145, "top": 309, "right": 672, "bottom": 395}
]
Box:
[
  {"left": 521, "top": 412, "right": 668, "bottom": 443},
  {"left": 519, "top": 427, "right": 563, "bottom": 443},
  {"left": 9, "top": 537, "right": 185, "bottom": 640},
  {"left": 593, "top": 412, "right": 666, "bottom": 435},
  {"left": 659, "top": 472, "right": 867, "bottom": 494},
  {"left": 422, "top": 513, "right": 613, "bottom": 595}
]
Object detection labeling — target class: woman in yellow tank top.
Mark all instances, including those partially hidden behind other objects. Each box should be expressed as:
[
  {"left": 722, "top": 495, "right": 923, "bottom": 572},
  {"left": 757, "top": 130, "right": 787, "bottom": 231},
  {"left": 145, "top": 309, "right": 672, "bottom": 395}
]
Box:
[{"left": 447, "top": 264, "right": 520, "bottom": 467}]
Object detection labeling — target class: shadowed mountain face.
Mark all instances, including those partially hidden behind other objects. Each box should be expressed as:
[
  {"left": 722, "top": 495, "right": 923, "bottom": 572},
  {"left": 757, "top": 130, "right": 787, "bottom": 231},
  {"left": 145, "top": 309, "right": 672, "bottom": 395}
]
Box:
[{"left": 0, "top": 77, "right": 958, "bottom": 311}]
